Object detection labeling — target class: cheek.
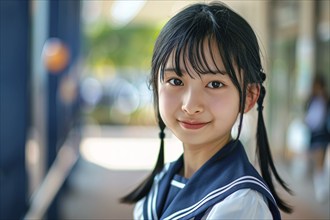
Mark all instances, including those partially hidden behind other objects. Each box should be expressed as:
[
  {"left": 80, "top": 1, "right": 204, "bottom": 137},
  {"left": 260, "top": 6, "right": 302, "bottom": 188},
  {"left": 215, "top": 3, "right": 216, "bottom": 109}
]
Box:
[
  {"left": 158, "top": 88, "right": 179, "bottom": 120},
  {"left": 210, "top": 93, "right": 240, "bottom": 120}
]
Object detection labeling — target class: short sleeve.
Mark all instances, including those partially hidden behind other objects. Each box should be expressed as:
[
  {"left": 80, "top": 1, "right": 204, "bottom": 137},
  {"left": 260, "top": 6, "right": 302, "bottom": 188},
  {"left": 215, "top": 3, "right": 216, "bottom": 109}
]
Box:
[
  {"left": 133, "top": 198, "right": 145, "bottom": 220},
  {"left": 203, "top": 189, "right": 273, "bottom": 220}
]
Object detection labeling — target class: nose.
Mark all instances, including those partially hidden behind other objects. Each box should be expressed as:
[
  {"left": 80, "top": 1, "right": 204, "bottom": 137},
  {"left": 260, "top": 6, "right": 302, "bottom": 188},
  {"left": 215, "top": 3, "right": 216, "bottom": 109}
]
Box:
[{"left": 181, "top": 87, "right": 204, "bottom": 115}]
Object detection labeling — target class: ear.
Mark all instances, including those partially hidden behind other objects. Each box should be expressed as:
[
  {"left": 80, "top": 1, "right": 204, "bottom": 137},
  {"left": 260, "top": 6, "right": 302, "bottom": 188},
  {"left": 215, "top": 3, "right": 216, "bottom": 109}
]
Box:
[{"left": 244, "top": 84, "right": 260, "bottom": 113}]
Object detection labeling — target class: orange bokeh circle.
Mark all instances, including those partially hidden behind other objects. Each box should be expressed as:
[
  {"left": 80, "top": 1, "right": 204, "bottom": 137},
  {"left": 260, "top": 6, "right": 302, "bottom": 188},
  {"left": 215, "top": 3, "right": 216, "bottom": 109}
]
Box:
[{"left": 43, "top": 38, "right": 70, "bottom": 73}]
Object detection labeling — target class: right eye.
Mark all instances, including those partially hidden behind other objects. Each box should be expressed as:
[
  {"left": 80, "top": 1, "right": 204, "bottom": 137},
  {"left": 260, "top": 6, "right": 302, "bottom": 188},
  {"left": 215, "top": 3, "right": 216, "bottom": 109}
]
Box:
[{"left": 168, "top": 78, "right": 183, "bottom": 86}]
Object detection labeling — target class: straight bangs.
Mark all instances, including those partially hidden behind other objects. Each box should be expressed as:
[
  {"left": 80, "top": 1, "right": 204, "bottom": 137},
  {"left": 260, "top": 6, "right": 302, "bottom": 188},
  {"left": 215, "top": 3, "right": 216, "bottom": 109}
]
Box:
[{"left": 160, "top": 34, "right": 232, "bottom": 81}]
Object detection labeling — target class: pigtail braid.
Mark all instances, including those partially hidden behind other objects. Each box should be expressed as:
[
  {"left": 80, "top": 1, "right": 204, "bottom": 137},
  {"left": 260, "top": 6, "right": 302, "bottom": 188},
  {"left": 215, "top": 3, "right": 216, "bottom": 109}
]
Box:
[
  {"left": 256, "top": 73, "right": 293, "bottom": 213},
  {"left": 156, "top": 116, "right": 166, "bottom": 173},
  {"left": 120, "top": 115, "right": 165, "bottom": 203}
]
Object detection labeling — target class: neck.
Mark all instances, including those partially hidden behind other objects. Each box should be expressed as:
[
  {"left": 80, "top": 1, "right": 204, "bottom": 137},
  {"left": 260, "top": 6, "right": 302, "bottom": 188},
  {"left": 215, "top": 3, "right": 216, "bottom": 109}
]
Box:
[{"left": 182, "top": 135, "right": 231, "bottom": 178}]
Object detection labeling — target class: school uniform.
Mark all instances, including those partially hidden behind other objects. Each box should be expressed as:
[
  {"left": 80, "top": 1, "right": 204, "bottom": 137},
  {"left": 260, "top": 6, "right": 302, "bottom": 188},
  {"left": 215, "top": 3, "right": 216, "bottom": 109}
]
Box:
[{"left": 134, "top": 140, "right": 280, "bottom": 220}]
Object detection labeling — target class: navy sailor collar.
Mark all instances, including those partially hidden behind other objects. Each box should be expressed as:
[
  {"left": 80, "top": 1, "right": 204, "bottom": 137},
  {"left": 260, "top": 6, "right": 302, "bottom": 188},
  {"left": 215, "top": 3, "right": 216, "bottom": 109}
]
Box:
[{"left": 142, "top": 140, "right": 281, "bottom": 220}]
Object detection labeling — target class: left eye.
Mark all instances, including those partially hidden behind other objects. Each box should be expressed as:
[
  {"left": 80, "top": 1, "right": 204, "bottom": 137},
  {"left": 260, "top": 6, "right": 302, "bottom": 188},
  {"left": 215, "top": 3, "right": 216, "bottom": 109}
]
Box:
[{"left": 207, "top": 81, "right": 223, "bottom": 88}]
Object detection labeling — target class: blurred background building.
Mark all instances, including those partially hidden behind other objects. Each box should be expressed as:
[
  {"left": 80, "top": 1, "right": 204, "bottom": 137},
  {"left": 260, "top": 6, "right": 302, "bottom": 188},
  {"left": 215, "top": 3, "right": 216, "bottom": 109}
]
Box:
[{"left": 0, "top": 0, "right": 329, "bottom": 219}]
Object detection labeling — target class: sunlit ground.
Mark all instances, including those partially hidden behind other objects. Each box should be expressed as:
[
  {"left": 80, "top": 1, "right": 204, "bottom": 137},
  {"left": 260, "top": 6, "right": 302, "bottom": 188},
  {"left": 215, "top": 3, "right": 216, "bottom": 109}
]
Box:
[
  {"left": 80, "top": 136, "right": 183, "bottom": 170},
  {"left": 79, "top": 115, "right": 256, "bottom": 171}
]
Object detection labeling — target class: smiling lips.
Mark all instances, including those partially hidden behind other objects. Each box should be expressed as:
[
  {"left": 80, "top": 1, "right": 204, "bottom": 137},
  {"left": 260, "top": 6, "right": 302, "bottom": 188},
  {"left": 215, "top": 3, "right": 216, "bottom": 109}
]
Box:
[{"left": 178, "top": 120, "right": 209, "bottom": 130}]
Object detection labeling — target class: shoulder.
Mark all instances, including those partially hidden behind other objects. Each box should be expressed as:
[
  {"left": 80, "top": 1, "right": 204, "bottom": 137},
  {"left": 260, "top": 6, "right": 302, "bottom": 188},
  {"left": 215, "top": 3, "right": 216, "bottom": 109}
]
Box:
[{"left": 203, "top": 189, "right": 272, "bottom": 219}]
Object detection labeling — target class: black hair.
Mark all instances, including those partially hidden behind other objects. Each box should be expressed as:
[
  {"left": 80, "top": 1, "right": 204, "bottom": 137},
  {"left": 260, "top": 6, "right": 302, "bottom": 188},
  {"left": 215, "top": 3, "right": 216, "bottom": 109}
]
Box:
[{"left": 121, "top": 1, "right": 292, "bottom": 213}]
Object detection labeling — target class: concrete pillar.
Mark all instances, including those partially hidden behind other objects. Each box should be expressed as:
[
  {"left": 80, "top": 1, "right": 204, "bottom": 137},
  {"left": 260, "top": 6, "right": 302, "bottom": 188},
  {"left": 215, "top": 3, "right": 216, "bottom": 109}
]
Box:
[{"left": 296, "top": 1, "right": 316, "bottom": 102}]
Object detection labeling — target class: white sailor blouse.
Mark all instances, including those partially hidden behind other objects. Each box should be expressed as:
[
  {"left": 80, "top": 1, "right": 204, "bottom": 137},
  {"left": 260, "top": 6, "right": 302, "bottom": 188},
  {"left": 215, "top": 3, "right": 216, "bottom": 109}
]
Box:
[{"left": 134, "top": 140, "right": 281, "bottom": 220}]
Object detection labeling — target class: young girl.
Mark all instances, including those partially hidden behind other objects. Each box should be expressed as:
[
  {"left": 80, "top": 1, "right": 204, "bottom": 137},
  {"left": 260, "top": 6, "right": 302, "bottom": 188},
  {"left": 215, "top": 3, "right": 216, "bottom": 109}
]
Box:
[{"left": 121, "top": 2, "right": 292, "bottom": 219}]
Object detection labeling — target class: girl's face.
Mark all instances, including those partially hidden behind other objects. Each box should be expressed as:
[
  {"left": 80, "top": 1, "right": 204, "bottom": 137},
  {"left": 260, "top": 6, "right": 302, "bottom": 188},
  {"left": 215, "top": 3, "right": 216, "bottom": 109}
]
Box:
[{"left": 158, "top": 40, "right": 241, "bottom": 149}]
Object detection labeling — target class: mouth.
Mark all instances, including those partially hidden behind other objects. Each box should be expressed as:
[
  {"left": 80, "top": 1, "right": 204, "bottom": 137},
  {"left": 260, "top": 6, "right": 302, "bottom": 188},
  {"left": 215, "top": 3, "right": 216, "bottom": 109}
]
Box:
[{"left": 178, "top": 120, "right": 210, "bottom": 130}]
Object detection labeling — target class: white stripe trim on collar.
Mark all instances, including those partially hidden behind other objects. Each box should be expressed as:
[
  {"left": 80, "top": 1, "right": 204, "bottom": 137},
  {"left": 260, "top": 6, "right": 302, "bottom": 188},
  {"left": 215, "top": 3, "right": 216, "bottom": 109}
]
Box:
[
  {"left": 163, "top": 176, "right": 274, "bottom": 220},
  {"left": 148, "top": 163, "right": 171, "bottom": 220}
]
